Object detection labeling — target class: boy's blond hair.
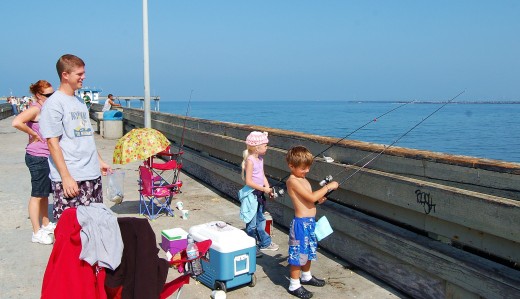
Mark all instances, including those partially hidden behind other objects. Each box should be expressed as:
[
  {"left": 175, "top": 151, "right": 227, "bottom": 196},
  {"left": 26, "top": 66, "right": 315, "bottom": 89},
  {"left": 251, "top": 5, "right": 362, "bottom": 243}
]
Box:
[{"left": 286, "top": 146, "right": 313, "bottom": 168}]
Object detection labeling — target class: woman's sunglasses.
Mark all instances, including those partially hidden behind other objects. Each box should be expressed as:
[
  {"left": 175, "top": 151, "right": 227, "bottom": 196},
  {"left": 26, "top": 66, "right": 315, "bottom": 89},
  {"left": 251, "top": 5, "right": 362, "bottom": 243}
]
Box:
[{"left": 40, "top": 92, "right": 54, "bottom": 98}]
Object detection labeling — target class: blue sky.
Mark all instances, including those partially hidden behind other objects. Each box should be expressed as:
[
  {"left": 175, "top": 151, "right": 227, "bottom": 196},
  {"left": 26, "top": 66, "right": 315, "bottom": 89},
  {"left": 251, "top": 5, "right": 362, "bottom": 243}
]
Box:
[{"left": 1, "top": 1, "right": 519, "bottom": 101}]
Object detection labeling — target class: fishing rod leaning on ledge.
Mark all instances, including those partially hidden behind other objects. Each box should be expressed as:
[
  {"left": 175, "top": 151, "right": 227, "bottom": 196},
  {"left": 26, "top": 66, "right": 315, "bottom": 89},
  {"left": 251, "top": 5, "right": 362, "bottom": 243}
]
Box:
[
  {"left": 177, "top": 89, "right": 194, "bottom": 153},
  {"left": 322, "top": 89, "right": 466, "bottom": 199},
  {"left": 152, "top": 90, "right": 193, "bottom": 186},
  {"left": 269, "top": 99, "right": 417, "bottom": 198}
]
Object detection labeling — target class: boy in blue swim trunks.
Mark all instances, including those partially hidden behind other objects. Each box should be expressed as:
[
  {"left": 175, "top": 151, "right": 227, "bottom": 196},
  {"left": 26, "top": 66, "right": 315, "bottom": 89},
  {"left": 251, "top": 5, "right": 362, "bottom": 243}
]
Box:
[{"left": 285, "top": 146, "right": 339, "bottom": 299}]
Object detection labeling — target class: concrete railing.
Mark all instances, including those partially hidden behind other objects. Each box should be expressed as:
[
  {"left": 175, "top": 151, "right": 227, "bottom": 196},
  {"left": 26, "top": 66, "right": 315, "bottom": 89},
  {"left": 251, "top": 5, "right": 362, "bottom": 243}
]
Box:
[
  {"left": 0, "top": 103, "right": 13, "bottom": 120},
  {"left": 114, "top": 107, "right": 520, "bottom": 299}
]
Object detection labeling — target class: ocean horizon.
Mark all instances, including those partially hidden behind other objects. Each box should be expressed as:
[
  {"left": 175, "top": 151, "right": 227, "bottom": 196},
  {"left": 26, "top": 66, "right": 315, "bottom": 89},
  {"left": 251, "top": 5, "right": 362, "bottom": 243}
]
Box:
[{"left": 119, "top": 100, "right": 520, "bottom": 163}]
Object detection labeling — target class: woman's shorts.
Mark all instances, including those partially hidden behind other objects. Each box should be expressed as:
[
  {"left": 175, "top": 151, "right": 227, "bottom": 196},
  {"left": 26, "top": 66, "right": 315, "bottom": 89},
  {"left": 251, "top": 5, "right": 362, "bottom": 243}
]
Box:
[
  {"left": 51, "top": 177, "right": 103, "bottom": 220},
  {"left": 25, "top": 153, "right": 51, "bottom": 197},
  {"left": 288, "top": 217, "right": 318, "bottom": 266}
]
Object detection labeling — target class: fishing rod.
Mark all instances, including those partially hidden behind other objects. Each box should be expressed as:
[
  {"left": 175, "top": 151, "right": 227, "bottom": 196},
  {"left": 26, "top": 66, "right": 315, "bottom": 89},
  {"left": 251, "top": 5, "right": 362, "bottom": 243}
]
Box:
[
  {"left": 159, "top": 90, "right": 193, "bottom": 188},
  {"left": 324, "top": 89, "right": 466, "bottom": 197},
  {"left": 313, "top": 100, "right": 415, "bottom": 160},
  {"left": 270, "top": 99, "right": 416, "bottom": 198},
  {"left": 178, "top": 89, "right": 194, "bottom": 152}
]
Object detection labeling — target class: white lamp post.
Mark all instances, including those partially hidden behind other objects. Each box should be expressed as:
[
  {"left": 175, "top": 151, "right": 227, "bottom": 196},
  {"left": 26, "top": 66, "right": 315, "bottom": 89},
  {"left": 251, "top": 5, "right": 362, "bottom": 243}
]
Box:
[{"left": 142, "top": 0, "right": 151, "bottom": 128}]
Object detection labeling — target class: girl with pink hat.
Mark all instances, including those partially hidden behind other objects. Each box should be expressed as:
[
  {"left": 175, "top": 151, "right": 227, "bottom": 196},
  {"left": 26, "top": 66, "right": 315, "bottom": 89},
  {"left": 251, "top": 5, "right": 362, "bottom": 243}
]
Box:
[{"left": 240, "top": 131, "right": 279, "bottom": 254}]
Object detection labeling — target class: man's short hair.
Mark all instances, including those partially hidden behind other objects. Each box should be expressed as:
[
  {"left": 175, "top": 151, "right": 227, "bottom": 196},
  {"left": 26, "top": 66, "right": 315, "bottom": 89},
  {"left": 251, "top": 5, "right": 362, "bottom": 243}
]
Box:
[
  {"left": 286, "top": 146, "right": 314, "bottom": 168},
  {"left": 56, "top": 54, "right": 85, "bottom": 80}
]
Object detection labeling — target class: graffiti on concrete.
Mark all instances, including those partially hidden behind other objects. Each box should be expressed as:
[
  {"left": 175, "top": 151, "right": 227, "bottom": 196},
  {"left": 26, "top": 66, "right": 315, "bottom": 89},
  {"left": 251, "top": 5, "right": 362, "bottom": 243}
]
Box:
[{"left": 415, "top": 189, "right": 436, "bottom": 214}]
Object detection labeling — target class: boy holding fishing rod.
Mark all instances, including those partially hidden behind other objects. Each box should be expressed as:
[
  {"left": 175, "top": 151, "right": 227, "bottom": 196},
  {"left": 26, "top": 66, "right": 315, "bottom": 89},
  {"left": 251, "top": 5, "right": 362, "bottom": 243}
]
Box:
[{"left": 285, "top": 146, "right": 339, "bottom": 299}]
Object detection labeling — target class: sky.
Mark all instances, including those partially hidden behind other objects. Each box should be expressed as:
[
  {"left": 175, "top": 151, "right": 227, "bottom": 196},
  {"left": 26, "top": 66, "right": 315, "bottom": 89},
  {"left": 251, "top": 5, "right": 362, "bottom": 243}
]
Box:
[{"left": 1, "top": 1, "right": 519, "bottom": 102}]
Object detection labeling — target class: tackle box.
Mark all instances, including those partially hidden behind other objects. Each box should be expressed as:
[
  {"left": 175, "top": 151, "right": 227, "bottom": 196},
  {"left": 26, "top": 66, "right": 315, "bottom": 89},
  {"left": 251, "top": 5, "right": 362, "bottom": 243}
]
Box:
[
  {"left": 161, "top": 228, "right": 188, "bottom": 255},
  {"left": 189, "top": 221, "right": 257, "bottom": 292}
]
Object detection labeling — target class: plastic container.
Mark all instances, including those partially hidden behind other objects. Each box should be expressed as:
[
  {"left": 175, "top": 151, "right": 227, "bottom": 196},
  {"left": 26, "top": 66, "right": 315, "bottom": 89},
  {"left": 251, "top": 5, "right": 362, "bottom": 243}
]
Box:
[
  {"left": 189, "top": 221, "right": 257, "bottom": 292},
  {"left": 103, "top": 110, "right": 123, "bottom": 120},
  {"left": 107, "top": 170, "right": 125, "bottom": 204},
  {"left": 161, "top": 228, "right": 188, "bottom": 255},
  {"left": 102, "top": 110, "right": 123, "bottom": 139},
  {"left": 264, "top": 214, "right": 273, "bottom": 237},
  {"left": 186, "top": 234, "right": 203, "bottom": 276}
]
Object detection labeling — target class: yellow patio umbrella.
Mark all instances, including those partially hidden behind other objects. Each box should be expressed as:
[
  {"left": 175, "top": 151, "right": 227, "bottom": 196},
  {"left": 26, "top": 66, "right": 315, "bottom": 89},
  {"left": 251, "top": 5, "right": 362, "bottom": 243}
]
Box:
[{"left": 113, "top": 128, "right": 170, "bottom": 164}]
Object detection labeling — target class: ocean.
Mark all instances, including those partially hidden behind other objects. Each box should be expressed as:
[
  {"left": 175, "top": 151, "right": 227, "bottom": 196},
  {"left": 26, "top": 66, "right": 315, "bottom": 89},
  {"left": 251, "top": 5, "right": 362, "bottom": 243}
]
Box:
[{"left": 153, "top": 101, "right": 520, "bottom": 163}]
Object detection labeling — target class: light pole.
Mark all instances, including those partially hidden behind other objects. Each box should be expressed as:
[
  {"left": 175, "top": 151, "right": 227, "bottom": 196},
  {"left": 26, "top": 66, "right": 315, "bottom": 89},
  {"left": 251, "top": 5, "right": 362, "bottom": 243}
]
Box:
[{"left": 142, "top": 0, "right": 151, "bottom": 128}]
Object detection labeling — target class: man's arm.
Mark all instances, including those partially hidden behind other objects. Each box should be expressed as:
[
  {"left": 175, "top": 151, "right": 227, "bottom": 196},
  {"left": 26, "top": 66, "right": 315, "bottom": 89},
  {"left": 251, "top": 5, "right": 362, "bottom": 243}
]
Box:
[
  {"left": 98, "top": 151, "right": 111, "bottom": 176},
  {"left": 47, "top": 137, "right": 79, "bottom": 198},
  {"left": 109, "top": 99, "right": 121, "bottom": 107},
  {"left": 11, "top": 107, "right": 43, "bottom": 143}
]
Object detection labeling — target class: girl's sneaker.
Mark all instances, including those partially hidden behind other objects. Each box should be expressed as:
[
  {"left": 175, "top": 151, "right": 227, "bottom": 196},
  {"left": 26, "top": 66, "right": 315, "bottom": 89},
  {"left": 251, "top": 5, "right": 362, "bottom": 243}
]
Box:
[
  {"left": 42, "top": 222, "right": 56, "bottom": 234},
  {"left": 32, "top": 229, "right": 53, "bottom": 245},
  {"left": 260, "top": 242, "right": 279, "bottom": 251}
]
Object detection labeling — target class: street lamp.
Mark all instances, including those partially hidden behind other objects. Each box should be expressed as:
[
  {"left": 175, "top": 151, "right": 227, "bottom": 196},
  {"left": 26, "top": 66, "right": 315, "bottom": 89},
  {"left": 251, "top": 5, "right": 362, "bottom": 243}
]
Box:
[{"left": 142, "top": 0, "right": 151, "bottom": 128}]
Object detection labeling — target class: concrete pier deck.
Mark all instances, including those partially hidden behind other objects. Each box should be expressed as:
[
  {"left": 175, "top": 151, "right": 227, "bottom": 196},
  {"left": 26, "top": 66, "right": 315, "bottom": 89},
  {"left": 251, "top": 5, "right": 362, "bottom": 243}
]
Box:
[{"left": 0, "top": 116, "right": 406, "bottom": 299}]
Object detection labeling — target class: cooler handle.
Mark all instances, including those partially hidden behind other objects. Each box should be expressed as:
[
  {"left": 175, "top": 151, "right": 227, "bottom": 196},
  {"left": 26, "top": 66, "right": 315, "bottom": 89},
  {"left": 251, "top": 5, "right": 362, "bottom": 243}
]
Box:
[{"left": 234, "top": 254, "right": 249, "bottom": 275}]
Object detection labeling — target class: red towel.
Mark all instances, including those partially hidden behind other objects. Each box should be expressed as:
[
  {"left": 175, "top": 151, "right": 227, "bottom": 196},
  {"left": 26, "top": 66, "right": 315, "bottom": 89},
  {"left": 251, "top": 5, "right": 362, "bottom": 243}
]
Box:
[{"left": 41, "top": 208, "right": 107, "bottom": 299}]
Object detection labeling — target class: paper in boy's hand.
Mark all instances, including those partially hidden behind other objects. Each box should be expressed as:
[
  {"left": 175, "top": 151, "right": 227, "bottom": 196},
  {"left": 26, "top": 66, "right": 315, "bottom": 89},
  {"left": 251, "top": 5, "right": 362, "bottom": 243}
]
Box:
[{"left": 315, "top": 216, "right": 333, "bottom": 241}]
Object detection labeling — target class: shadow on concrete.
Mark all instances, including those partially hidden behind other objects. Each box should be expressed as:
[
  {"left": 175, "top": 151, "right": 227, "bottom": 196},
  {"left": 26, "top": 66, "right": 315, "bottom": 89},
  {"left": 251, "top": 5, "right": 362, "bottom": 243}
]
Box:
[{"left": 109, "top": 200, "right": 141, "bottom": 215}]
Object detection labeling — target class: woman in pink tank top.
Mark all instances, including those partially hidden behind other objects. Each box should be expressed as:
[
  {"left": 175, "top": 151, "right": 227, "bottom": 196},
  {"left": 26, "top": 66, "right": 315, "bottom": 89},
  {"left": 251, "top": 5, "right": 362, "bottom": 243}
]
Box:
[{"left": 11, "top": 80, "right": 56, "bottom": 245}]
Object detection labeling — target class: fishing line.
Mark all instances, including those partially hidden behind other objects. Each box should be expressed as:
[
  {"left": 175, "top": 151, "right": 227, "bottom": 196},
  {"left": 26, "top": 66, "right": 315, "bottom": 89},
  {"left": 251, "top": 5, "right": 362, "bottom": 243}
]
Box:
[
  {"left": 270, "top": 99, "right": 415, "bottom": 197},
  {"left": 325, "top": 89, "right": 466, "bottom": 197},
  {"left": 313, "top": 100, "right": 415, "bottom": 160}
]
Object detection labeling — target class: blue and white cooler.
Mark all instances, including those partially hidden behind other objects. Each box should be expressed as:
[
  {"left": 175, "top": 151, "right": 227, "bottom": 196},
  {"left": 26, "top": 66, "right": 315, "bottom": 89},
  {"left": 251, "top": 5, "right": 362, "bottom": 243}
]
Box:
[{"left": 189, "top": 221, "right": 257, "bottom": 292}]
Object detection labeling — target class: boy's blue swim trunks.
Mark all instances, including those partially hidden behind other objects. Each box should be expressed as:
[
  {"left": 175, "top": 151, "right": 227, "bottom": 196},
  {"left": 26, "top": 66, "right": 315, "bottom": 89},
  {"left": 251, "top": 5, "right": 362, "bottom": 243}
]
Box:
[{"left": 288, "top": 217, "right": 317, "bottom": 266}]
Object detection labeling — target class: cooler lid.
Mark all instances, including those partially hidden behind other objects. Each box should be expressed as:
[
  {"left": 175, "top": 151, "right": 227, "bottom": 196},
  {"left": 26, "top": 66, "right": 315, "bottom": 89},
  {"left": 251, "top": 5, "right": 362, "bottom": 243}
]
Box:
[
  {"left": 161, "top": 228, "right": 188, "bottom": 240},
  {"left": 189, "top": 221, "right": 255, "bottom": 253}
]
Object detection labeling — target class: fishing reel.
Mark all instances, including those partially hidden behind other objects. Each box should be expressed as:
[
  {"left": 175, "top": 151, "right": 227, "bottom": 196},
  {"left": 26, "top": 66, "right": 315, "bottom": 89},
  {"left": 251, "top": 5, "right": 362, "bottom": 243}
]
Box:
[
  {"left": 319, "top": 175, "right": 333, "bottom": 187},
  {"left": 271, "top": 186, "right": 285, "bottom": 198}
]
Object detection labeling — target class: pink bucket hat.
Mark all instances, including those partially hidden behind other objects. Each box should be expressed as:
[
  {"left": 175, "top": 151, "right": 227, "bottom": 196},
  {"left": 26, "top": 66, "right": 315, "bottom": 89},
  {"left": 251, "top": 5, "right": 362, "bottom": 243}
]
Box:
[{"left": 246, "top": 131, "right": 269, "bottom": 146}]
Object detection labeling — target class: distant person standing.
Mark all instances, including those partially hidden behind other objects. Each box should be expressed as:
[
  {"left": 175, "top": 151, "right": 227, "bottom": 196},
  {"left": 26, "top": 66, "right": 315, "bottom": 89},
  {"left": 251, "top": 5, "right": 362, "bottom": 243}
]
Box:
[
  {"left": 9, "top": 96, "right": 19, "bottom": 115},
  {"left": 40, "top": 54, "right": 111, "bottom": 220},
  {"left": 11, "top": 80, "right": 56, "bottom": 244},
  {"left": 82, "top": 92, "right": 92, "bottom": 110},
  {"left": 102, "top": 94, "right": 121, "bottom": 112}
]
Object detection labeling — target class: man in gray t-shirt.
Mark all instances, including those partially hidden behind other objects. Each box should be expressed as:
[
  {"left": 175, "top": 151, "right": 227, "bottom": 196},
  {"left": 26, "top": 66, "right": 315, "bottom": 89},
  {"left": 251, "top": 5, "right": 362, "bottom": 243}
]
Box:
[{"left": 40, "top": 54, "right": 111, "bottom": 220}]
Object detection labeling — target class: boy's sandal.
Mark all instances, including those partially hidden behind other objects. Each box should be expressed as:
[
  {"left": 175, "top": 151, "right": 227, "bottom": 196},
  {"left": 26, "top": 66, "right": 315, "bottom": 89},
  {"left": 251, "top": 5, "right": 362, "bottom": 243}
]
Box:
[
  {"left": 301, "top": 276, "right": 326, "bottom": 287},
  {"left": 288, "top": 286, "right": 313, "bottom": 299}
]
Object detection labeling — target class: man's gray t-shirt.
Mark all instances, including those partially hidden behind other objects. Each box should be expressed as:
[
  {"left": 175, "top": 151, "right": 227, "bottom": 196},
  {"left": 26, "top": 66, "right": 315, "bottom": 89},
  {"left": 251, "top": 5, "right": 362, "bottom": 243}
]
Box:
[{"left": 40, "top": 90, "right": 100, "bottom": 182}]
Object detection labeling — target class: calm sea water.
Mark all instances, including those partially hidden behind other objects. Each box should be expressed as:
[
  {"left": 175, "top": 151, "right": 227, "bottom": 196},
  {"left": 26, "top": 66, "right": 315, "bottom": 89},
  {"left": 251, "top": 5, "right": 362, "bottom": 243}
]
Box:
[{"left": 154, "top": 101, "right": 520, "bottom": 163}]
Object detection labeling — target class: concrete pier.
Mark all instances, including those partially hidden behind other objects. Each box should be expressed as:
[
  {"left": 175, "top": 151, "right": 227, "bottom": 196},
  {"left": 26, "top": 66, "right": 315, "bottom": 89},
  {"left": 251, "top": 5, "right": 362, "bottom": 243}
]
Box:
[
  {"left": 0, "top": 113, "right": 405, "bottom": 298},
  {"left": 106, "top": 104, "right": 520, "bottom": 299}
]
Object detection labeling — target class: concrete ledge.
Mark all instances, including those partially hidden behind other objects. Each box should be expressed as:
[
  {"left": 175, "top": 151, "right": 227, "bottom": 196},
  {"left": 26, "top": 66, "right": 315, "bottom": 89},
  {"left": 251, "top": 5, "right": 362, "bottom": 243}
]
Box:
[{"left": 0, "top": 103, "right": 13, "bottom": 120}]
